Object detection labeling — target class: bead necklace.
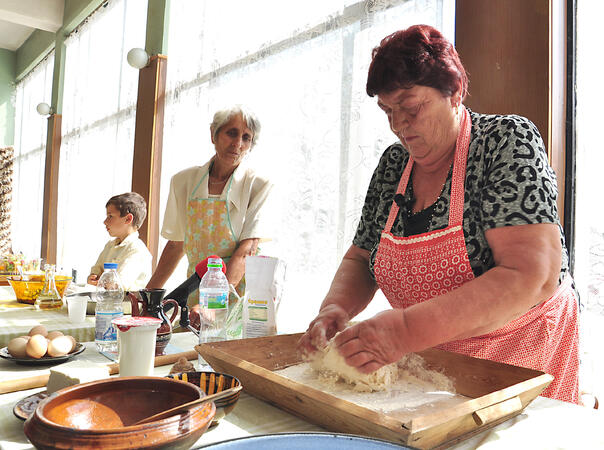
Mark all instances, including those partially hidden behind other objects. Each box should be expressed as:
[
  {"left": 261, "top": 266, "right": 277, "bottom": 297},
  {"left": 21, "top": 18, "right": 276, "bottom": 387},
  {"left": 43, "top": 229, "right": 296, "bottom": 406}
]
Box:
[
  {"left": 208, "top": 177, "right": 229, "bottom": 185},
  {"left": 407, "top": 163, "right": 452, "bottom": 216},
  {"left": 401, "top": 164, "right": 452, "bottom": 236}
]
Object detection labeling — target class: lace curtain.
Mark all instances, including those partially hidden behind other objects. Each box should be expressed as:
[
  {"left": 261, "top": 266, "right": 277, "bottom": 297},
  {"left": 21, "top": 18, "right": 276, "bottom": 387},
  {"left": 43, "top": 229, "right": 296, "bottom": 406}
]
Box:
[
  {"left": 56, "top": 0, "right": 146, "bottom": 280},
  {"left": 161, "top": 0, "right": 454, "bottom": 331},
  {"left": 11, "top": 53, "right": 55, "bottom": 259},
  {"left": 574, "top": 0, "right": 604, "bottom": 401}
]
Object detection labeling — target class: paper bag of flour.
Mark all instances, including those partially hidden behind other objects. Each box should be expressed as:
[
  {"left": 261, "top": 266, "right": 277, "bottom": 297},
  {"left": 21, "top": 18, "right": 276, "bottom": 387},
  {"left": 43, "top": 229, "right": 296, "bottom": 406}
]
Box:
[{"left": 243, "top": 255, "right": 286, "bottom": 338}]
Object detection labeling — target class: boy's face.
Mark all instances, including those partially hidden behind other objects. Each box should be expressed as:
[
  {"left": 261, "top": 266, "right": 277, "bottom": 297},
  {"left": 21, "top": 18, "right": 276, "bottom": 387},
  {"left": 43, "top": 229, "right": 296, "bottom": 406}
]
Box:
[{"left": 104, "top": 204, "right": 132, "bottom": 238}]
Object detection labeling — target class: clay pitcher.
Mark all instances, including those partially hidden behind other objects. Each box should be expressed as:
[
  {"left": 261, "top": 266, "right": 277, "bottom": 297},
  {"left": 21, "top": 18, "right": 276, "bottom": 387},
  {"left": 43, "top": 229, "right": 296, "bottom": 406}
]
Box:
[{"left": 129, "top": 289, "right": 178, "bottom": 356}]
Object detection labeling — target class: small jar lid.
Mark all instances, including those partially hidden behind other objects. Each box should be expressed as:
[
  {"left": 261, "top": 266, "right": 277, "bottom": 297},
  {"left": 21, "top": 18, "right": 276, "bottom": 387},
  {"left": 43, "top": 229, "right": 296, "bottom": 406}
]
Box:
[{"left": 112, "top": 316, "right": 161, "bottom": 332}]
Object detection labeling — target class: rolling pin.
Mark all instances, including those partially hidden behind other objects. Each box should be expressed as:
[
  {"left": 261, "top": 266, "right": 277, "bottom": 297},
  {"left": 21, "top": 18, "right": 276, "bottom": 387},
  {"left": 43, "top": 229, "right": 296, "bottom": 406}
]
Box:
[{"left": 0, "top": 350, "right": 198, "bottom": 395}]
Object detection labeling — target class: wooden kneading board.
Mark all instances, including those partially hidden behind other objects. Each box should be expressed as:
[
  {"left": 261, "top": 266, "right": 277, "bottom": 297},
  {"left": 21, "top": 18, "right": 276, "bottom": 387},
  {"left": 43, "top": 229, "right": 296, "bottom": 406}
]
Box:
[{"left": 196, "top": 333, "right": 552, "bottom": 449}]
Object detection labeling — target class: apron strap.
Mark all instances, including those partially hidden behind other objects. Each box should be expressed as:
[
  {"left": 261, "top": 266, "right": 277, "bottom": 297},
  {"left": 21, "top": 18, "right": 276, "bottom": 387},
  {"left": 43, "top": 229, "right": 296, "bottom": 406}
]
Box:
[
  {"left": 383, "top": 107, "right": 472, "bottom": 233},
  {"left": 448, "top": 107, "right": 471, "bottom": 227},
  {"left": 384, "top": 157, "right": 414, "bottom": 232},
  {"left": 190, "top": 171, "right": 208, "bottom": 200}
]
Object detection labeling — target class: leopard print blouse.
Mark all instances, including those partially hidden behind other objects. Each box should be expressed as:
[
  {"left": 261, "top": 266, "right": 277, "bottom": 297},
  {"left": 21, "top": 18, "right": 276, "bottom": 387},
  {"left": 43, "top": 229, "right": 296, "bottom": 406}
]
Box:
[{"left": 353, "top": 108, "right": 570, "bottom": 283}]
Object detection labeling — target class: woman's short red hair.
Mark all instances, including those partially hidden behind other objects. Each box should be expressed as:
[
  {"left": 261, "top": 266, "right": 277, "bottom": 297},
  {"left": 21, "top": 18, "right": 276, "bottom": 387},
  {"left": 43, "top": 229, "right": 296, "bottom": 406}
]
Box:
[{"left": 366, "top": 24, "right": 468, "bottom": 100}]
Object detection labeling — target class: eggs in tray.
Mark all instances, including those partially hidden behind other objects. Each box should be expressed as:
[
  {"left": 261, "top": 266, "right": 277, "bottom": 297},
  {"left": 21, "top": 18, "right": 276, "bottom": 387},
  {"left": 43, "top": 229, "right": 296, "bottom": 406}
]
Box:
[{"left": 7, "top": 325, "right": 77, "bottom": 359}]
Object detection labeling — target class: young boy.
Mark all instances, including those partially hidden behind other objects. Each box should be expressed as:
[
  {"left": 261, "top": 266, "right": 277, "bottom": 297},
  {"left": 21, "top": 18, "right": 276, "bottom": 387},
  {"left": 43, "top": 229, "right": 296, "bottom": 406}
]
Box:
[{"left": 87, "top": 192, "right": 152, "bottom": 291}]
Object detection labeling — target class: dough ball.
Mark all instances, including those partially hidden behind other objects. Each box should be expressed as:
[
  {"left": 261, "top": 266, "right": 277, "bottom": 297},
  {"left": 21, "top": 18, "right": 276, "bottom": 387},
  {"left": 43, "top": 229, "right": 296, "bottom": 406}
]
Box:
[
  {"left": 47, "top": 330, "right": 64, "bottom": 340},
  {"left": 29, "top": 325, "right": 48, "bottom": 337},
  {"left": 64, "top": 335, "right": 77, "bottom": 352},
  {"left": 47, "top": 336, "right": 73, "bottom": 357},
  {"left": 7, "top": 337, "right": 29, "bottom": 358},
  {"left": 311, "top": 338, "right": 399, "bottom": 392},
  {"left": 26, "top": 335, "right": 48, "bottom": 358}
]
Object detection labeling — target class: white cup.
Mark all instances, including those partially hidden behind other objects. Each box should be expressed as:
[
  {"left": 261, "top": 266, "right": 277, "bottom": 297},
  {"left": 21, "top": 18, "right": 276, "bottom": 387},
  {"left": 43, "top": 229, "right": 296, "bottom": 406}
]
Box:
[
  {"left": 112, "top": 316, "right": 161, "bottom": 377},
  {"left": 66, "top": 295, "right": 88, "bottom": 323}
]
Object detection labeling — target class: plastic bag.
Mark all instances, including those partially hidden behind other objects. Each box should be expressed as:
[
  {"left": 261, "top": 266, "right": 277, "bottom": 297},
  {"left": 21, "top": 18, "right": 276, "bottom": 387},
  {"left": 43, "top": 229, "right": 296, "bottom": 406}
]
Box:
[{"left": 242, "top": 256, "right": 286, "bottom": 338}]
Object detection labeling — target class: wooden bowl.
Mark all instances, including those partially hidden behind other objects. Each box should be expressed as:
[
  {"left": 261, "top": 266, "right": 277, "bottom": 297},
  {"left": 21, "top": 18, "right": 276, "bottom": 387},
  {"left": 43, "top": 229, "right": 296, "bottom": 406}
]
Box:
[
  {"left": 167, "top": 371, "right": 242, "bottom": 425},
  {"left": 23, "top": 376, "right": 215, "bottom": 449}
]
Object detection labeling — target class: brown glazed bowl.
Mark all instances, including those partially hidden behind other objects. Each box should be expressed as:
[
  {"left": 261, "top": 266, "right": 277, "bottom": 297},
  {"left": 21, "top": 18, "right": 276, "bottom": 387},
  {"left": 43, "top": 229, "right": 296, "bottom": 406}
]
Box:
[
  {"left": 23, "top": 376, "right": 216, "bottom": 450},
  {"left": 167, "top": 371, "right": 242, "bottom": 425}
]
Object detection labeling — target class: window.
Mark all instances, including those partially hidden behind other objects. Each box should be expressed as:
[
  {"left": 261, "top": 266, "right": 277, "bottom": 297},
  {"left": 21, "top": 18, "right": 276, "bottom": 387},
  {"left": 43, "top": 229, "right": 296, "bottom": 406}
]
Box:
[
  {"left": 574, "top": 0, "right": 604, "bottom": 402},
  {"left": 161, "top": 0, "right": 455, "bottom": 331},
  {"left": 56, "top": 0, "right": 146, "bottom": 278},
  {"left": 11, "top": 52, "right": 55, "bottom": 259}
]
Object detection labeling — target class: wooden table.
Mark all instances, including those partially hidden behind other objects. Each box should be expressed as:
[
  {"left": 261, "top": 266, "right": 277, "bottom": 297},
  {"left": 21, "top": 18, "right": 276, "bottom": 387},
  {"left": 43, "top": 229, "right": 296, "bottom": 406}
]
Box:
[
  {"left": 0, "top": 286, "right": 96, "bottom": 347},
  {"left": 0, "top": 332, "right": 602, "bottom": 449}
]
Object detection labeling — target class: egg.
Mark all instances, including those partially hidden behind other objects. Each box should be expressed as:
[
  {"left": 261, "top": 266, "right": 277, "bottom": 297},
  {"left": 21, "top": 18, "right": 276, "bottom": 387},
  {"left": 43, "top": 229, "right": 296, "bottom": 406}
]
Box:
[
  {"left": 47, "top": 336, "right": 73, "bottom": 357},
  {"left": 47, "top": 330, "right": 64, "bottom": 340},
  {"left": 65, "top": 335, "right": 77, "bottom": 352},
  {"left": 7, "top": 337, "right": 29, "bottom": 358},
  {"left": 26, "top": 334, "right": 48, "bottom": 358},
  {"left": 19, "top": 335, "right": 30, "bottom": 341},
  {"left": 29, "top": 325, "right": 48, "bottom": 337}
]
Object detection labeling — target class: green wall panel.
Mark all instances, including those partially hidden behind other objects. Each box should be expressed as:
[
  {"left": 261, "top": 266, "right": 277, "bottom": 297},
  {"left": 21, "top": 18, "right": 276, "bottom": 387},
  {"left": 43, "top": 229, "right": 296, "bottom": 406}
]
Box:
[{"left": 0, "top": 49, "right": 16, "bottom": 146}]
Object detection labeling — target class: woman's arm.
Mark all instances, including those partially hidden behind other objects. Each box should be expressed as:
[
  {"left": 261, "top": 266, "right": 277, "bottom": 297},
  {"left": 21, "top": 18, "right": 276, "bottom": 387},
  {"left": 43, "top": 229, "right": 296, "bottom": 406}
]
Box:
[
  {"left": 320, "top": 245, "right": 379, "bottom": 316},
  {"left": 407, "top": 222, "right": 561, "bottom": 342},
  {"left": 298, "top": 244, "right": 378, "bottom": 353},
  {"left": 225, "top": 238, "right": 259, "bottom": 287},
  {"left": 336, "top": 222, "right": 562, "bottom": 372},
  {"left": 145, "top": 240, "right": 185, "bottom": 288}
]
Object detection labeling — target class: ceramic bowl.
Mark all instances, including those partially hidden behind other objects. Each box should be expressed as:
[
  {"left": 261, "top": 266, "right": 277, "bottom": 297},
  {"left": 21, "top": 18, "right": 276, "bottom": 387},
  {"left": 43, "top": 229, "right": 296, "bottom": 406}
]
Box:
[
  {"left": 23, "top": 376, "right": 215, "bottom": 450},
  {"left": 167, "top": 371, "right": 242, "bottom": 425},
  {"left": 8, "top": 275, "right": 72, "bottom": 304}
]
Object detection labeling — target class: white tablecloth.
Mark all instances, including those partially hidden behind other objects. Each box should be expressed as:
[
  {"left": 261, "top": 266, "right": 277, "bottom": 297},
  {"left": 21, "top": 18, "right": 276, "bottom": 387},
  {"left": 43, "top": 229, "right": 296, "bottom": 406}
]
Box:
[
  {"left": 0, "top": 286, "right": 95, "bottom": 348},
  {"left": 0, "top": 332, "right": 602, "bottom": 449}
]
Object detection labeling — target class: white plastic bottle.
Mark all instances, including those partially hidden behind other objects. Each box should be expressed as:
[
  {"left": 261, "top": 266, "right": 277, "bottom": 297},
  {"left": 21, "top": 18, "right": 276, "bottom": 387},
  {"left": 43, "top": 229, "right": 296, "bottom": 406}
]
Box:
[
  {"left": 95, "top": 263, "right": 124, "bottom": 353},
  {"left": 199, "top": 257, "right": 229, "bottom": 344}
]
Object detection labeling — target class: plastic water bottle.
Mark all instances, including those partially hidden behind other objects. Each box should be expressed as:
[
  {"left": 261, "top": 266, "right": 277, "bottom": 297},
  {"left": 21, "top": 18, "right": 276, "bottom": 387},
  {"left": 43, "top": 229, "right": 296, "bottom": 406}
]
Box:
[
  {"left": 199, "top": 257, "right": 229, "bottom": 344},
  {"left": 95, "top": 263, "right": 124, "bottom": 353}
]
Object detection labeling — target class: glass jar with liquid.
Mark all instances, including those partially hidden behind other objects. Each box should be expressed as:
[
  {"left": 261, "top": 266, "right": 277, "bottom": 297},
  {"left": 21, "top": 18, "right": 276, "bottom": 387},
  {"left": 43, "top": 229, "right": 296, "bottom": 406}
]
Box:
[{"left": 35, "top": 264, "right": 63, "bottom": 310}]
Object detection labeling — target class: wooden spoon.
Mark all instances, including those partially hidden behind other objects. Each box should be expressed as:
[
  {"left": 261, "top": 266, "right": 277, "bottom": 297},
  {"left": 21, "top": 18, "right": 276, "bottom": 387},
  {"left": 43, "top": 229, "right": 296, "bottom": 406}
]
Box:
[{"left": 134, "top": 385, "right": 243, "bottom": 425}]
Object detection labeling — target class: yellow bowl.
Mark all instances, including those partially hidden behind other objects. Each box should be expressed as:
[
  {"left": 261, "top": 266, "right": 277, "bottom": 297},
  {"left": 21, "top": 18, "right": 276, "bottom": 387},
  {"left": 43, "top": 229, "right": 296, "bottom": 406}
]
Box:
[{"left": 7, "top": 276, "right": 72, "bottom": 304}]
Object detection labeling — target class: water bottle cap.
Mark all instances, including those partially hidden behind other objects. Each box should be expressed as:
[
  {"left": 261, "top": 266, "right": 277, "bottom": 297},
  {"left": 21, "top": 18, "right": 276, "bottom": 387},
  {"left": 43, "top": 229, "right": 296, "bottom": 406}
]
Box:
[
  {"left": 103, "top": 263, "right": 118, "bottom": 269},
  {"left": 207, "top": 257, "right": 223, "bottom": 268}
]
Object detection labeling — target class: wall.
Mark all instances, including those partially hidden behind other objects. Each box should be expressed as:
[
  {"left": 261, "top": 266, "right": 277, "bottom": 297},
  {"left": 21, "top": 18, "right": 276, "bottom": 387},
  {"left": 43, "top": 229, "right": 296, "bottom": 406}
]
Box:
[
  {"left": 455, "top": 0, "right": 549, "bottom": 142},
  {"left": 0, "top": 49, "right": 16, "bottom": 147},
  {"left": 15, "top": 0, "right": 105, "bottom": 81},
  {"left": 455, "top": 0, "right": 566, "bottom": 220}
]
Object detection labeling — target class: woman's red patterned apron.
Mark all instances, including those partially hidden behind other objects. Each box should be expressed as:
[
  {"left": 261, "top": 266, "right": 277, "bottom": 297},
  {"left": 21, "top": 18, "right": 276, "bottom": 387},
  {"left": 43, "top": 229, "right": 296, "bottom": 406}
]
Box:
[{"left": 374, "top": 108, "right": 580, "bottom": 403}]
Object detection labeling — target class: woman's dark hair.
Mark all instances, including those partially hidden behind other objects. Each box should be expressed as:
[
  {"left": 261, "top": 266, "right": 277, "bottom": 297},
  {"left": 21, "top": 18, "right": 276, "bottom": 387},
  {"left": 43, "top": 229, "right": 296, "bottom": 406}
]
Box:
[
  {"left": 366, "top": 24, "right": 468, "bottom": 100},
  {"left": 106, "top": 192, "right": 147, "bottom": 229}
]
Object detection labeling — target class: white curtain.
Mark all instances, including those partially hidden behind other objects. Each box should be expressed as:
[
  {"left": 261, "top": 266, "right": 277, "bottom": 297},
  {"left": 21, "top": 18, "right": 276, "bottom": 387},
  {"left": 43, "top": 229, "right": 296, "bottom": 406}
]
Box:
[
  {"left": 57, "top": 0, "right": 146, "bottom": 281},
  {"left": 11, "top": 52, "right": 55, "bottom": 260},
  {"left": 162, "top": 0, "right": 455, "bottom": 332},
  {"left": 574, "top": 1, "right": 604, "bottom": 402}
]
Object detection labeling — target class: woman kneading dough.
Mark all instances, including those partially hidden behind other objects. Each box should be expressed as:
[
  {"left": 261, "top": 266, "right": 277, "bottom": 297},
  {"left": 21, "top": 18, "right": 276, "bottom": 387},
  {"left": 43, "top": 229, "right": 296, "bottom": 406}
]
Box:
[{"left": 298, "top": 25, "right": 579, "bottom": 403}]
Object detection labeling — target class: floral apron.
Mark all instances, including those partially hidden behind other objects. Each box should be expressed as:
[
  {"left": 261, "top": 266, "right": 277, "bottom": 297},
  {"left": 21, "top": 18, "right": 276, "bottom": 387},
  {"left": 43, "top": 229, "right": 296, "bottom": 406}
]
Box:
[
  {"left": 184, "top": 168, "right": 245, "bottom": 338},
  {"left": 374, "top": 108, "right": 579, "bottom": 403}
]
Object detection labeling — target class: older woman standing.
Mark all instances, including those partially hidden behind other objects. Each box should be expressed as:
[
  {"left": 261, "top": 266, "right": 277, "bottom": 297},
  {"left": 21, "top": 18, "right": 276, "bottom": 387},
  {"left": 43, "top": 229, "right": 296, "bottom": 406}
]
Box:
[
  {"left": 299, "top": 25, "right": 579, "bottom": 403},
  {"left": 147, "top": 105, "right": 273, "bottom": 306}
]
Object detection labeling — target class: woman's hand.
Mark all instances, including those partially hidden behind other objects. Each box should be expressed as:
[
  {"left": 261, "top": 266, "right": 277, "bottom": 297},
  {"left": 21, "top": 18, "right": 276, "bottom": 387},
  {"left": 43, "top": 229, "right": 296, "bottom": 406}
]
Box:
[
  {"left": 333, "top": 309, "right": 408, "bottom": 373},
  {"left": 188, "top": 303, "right": 216, "bottom": 331},
  {"left": 297, "top": 245, "right": 378, "bottom": 358},
  {"left": 225, "top": 238, "right": 259, "bottom": 287},
  {"left": 87, "top": 274, "right": 99, "bottom": 286},
  {"left": 297, "top": 304, "right": 349, "bottom": 357}
]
